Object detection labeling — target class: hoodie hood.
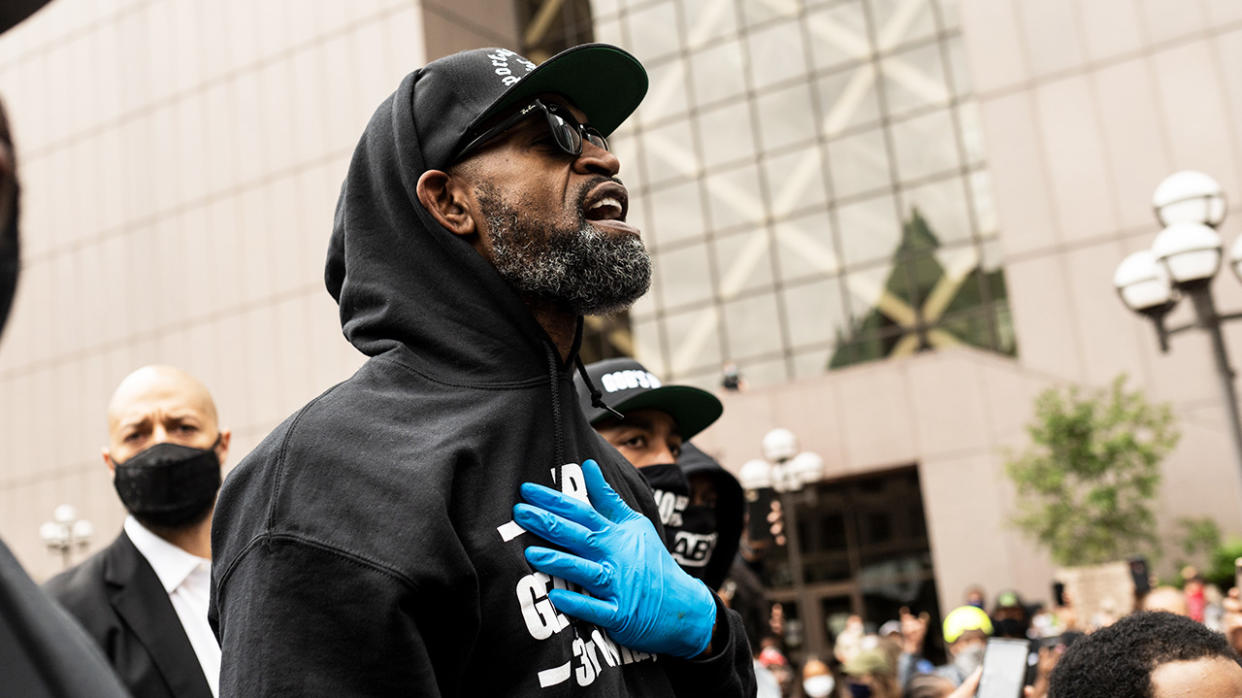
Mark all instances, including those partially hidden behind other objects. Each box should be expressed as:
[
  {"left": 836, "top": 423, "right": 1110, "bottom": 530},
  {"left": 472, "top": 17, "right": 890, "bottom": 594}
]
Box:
[
  {"left": 679, "top": 443, "right": 744, "bottom": 590},
  {"left": 325, "top": 70, "right": 556, "bottom": 384}
]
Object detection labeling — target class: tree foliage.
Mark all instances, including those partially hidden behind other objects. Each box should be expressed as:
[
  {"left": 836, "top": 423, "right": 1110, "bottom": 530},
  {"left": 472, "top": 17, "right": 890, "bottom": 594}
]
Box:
[
  {"left": 1205, "top": 538, "right": 1242, "bottom": 590},
  {"left": 1006, "top": 376, "right": 1179, "bottom": 566}
]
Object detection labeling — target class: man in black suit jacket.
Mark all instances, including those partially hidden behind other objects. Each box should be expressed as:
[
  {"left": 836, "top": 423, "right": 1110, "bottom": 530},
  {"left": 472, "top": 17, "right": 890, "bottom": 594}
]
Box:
[{"left": 46, "top": 365, "right": 231, "bottom": 698}]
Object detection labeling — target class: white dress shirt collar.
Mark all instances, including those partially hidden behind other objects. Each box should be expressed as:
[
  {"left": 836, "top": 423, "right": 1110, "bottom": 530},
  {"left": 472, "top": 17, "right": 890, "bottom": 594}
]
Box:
[{"left": 123, "top": 516, "right": 208, "bottom": 593}]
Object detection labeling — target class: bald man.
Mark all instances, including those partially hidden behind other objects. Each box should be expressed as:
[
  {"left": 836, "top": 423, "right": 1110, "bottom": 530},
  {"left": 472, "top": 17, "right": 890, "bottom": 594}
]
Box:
[{"left": 45, "top": 365, "right": 230, "bottom": 698}]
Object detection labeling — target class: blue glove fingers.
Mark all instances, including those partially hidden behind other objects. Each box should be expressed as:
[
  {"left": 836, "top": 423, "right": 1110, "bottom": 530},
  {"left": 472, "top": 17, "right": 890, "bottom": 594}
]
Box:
[
  {"left": 546, "top": 587, "right": 620, "bottom": 630},
  {"left": 519, "top": 481, "right": 609, "bottom": 531},
  {"left": 580, "top": 460, "right": 639, "bottom": 524},
  {"left": 524, "top": 546, "right": 613, "bottom": 597},
  {"left": 513, "top": 503, "right": 594, "bottom": 553}
]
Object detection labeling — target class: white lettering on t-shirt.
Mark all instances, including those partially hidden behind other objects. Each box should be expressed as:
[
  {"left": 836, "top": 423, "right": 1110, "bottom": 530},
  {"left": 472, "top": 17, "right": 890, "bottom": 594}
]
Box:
[
  {"left": 501, "top": 462, "right": 658, "bottom": 689},
  {"left": 516, "top": 572, "right": 570, "bottom": 640}
]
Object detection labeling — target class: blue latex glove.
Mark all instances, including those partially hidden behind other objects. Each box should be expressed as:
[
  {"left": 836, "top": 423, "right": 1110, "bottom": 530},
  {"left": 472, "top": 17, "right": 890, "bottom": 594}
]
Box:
[{"left": 513, "top": 459, "right": 717, "bottom": 659}]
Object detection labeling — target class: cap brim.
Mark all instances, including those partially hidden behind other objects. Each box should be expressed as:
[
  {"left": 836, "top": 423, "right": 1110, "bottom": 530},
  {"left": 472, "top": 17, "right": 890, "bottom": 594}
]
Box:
[
  {"left": 597, "top": 385, "right": 723, "bottom": 441},
  {"left": 1, "top": 0, "right": 51, "bottom": 34},
  {"left": 469, "top": 43, "right": 648, "bottom": 137}
]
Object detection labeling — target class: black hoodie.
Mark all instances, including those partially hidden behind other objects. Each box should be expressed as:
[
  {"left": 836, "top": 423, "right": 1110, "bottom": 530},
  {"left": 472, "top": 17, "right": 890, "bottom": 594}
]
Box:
[
  {"left": 208, "top": 67, "right": 754, "bottom": 696},
  {"left": 677, "top": 444, "right": 744, "bottom": 592}
]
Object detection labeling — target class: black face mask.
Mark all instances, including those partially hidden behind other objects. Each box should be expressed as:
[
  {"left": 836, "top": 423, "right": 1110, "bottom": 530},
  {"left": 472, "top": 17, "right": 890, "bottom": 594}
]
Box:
[
  {"left": 113, "top": 437, "right": 222, "bottom": 529},
  {"left": 639, "top": 463, "right": 689, "bottom": 529},
  {"left": 994, "top": 617, "right": 1028, "bottom": 639},
  {"left": 847, "top": 682, "right": 873, "bottom": 698},
  {"left": 671, "top": 505, "right": 718, "bottom": 579}
]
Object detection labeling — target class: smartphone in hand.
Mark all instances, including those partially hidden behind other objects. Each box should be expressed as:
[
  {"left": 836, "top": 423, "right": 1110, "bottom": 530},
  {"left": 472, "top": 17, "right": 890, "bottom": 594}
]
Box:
[{"left": 977, "top": 638, "right": 1031, "bottom": 698}]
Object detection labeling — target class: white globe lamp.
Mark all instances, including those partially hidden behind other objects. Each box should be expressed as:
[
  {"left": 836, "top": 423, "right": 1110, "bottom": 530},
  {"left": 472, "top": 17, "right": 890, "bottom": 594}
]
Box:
[
  {"left": 1114, "top": 251, "right": 1175, "bottom": 313},
  {"left": 1152, "top": 222, "right": 1223, "bottom": 287},
  {"left": 1153, "top": 170, "right": 1227, "bottom": 228},
  {"left": 739, "top": 459, "right": 773, "bottom": 491},
  {"left": 762, "top": 428, "right": 799, "bottom": 463},
  {"left": 787, "top": 451, "right": 826, "bottom": 488}
]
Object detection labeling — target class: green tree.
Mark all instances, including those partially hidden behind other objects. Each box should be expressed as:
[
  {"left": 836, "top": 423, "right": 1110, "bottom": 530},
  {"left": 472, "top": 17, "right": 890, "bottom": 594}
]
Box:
[{"left": 1006, "top": 376, "right": 1179, "bottom": 566}]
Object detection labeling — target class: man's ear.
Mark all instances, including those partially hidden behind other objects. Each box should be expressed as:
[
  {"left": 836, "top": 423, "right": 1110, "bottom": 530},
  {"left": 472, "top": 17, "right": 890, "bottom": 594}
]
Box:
[
  {"left": 416, "top": 169, "right": 477, "bottom": 237},
  {"left": 216, "top": 428, "right": 232, "bottom": 467},
  {"left": 102, "top": 447, "right": 115, "bottom": 478}
]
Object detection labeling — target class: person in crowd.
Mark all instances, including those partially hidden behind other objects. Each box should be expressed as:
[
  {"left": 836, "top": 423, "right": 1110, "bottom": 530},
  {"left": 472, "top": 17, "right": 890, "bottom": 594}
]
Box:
[
  {"left": 1142, "top": 585, "right": 1189, "bottom": 616},
  {"left": 835, "top": 613, "right": 867, "bottom": 666},
  {"left": 906, "top": 673, "right": 958, "bottom": 698},
  {"left": 755, "top": 637, "right": 794, "bottom": 696},
  {"left": 752, "top": 659, "right": 781, "bottom": 698},
  {"left": 572, "top": 357, "right": 732, "bottom": 584},
  {"left": 46, "top": 365, "right": 228, "bottom": 698},
  {"left": 895, "top": 607, "right": 936, "bottom": 689},
  {"left": 842, "top": 644, "right": 900, "bottom": 698},
  {"left": 878, "top": 619, "right": 902, "bottom": 642},
  {"left": 1050, "top": 611, "right": 1242, "bottom": 697},
  {"left": 964, "top": 585, "right": 987, "bottom": 610},
  {"left": 718, "top": 539, "right": 779, "bottom": 697},
  {"left": 720, "top": 551, "right": 771, "bottom": 650},
  {"left": 676, "top": 444, "right": 743, "bottom": 590},
  {"left": 0, "top": 60, "right": 129, "bottom": 697},
  {"left": 936, "top": 605, "right": 993, "bottom": 686},
  {"left": 991, "top": 589, "right": 1045, "bottom": 688},
  {"left": 1222, "top": 587, "right": 1242, "bottom": 656},
  {"left": 208, "top": 44, "right": 754, "bottom": 695},
  {"left": 991, "top": 589, "right": 1032, "bottom": 639},
  {"left": 800, "top": 658, "right": 834, "bottom": 698},
  {"left": 1181, "top": 565, "right": 1207, "bottom": 623}
]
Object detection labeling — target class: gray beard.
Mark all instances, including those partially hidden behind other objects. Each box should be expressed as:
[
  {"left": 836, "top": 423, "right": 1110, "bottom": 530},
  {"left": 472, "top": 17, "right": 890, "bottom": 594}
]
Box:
[{"left": 478, "top": 182, "right": 652, "bottom": 316}]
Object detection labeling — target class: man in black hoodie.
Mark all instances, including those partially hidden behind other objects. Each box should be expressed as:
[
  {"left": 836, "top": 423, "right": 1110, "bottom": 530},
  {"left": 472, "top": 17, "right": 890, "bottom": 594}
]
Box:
[
  {"left": 678, "top": 444, "right": 744, "bottom": 593},
  {"left": 209, "top": 44, "right": 754, "bottom": 696},
  {"left": 573, "top": 358, "right": 743, "bottom": 592}
]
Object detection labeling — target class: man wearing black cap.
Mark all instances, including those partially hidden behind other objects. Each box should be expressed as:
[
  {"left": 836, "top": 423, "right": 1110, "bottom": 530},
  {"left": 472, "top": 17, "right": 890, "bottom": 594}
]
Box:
[
  {"left": 209, "top": 44, "right": 754, "bottom": 696},
  {"left": 574, "top": 357, "right": 743, "bottom": 591}
]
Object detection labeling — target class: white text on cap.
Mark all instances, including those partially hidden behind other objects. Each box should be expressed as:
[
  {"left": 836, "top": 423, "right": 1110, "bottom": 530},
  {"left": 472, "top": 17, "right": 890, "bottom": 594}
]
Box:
[{"left": 600, "top": 370, "right": 662, "bottom": 393}]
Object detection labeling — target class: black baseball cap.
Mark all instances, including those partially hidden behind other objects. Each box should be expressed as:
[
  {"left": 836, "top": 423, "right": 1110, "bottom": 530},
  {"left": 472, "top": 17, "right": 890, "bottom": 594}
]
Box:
[
  {"left": 575, "top": 358, "right": 723, "bottom": 441},
  {"left": 412, "top": 43, "right": 648, "bottom": 171}
]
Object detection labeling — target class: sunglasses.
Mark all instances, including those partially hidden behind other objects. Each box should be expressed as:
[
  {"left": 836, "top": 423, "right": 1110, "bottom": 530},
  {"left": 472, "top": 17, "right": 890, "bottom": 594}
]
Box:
[{"left": 454, "top": 99, "right": 609, "bottom": 162}]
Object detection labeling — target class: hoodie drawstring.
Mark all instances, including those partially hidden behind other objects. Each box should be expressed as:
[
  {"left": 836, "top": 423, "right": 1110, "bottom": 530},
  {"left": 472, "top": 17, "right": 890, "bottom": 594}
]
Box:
[{"left": 574, "top": 355, "right": 624, "bottom": 420}]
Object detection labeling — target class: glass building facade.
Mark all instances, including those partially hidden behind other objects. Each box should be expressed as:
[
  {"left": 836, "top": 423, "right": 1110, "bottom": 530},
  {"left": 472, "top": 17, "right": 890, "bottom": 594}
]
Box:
[{"left": 591, "top": 0, "right": 1014, "bottom": 390}]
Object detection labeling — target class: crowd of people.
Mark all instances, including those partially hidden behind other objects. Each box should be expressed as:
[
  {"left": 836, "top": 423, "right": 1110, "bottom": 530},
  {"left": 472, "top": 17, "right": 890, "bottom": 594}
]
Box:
[
  {"left": 729, "top": 570, "right": 1242, "bottom": 698},
  {"left": 2, "top": 9, "right": 1242, "bottom": 695}
]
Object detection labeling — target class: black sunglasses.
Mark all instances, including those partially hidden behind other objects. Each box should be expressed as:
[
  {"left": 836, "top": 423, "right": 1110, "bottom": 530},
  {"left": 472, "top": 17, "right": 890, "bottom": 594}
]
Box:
[{"left": 454, "top": 99, "right": 609, "bottom": 162}]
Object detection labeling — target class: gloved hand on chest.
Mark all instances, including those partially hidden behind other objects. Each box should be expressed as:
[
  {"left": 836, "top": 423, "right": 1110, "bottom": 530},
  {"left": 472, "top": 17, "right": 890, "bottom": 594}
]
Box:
[{"left": 513, "top": 459, "right": 717, "bottom": 659}]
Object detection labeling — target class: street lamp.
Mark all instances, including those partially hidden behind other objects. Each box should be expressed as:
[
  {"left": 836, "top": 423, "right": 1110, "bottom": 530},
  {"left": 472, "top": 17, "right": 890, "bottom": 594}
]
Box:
[
  {"left": 40, "top": 504, "right": 92, "bottom": 570},
  {"left": 739, "top": 428, "right": 826, "bottom": 653},
  {"left": 1114, "top": 170, "right": 1242, "bottom": 480},
  {"left": 1152, "top": 170, "right": 1227, "bottom": 227}
]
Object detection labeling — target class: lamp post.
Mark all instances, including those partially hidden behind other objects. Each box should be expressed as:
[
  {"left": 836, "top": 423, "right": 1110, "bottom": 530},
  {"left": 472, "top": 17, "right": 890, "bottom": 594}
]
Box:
[
  {"left": 1114, "top": 170, "right": 1242, "bottom": 479},
  {"left": 739, "top": 428, "right": 825, "bottom": 652},
  {"left": 39, "top": 504, "right": 93, "bottom": 570}
]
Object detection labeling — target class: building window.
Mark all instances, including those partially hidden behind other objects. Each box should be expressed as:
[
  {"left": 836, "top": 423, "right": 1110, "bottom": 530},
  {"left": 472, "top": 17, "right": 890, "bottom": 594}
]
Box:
[{"left": 599, "top": 0, "right": 1016, "bottom": 390}]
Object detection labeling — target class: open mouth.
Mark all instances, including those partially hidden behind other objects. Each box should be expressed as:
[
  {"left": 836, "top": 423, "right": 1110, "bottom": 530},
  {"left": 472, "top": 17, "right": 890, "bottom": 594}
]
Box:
[{"left": 583, "top": 182, "right": 628, "bottom": 223}]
